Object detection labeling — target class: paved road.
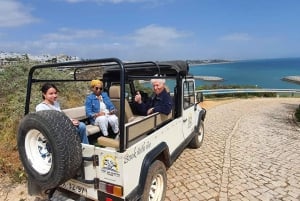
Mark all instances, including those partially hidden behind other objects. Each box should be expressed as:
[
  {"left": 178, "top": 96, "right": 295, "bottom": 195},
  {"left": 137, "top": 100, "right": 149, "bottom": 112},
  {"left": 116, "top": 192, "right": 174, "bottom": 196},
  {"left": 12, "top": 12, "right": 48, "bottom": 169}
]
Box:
[{"left": 165, "top": 98, "right": 300, "bottom": 201}]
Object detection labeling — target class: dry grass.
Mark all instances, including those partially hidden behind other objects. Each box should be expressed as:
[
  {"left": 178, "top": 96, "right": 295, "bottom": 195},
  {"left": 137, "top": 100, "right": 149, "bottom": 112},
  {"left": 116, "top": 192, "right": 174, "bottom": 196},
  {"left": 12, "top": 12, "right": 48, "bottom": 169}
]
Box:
[
  {"left": 200, "top": 98, "right": 239, "bottom": 110},
  {"left": 0, "top": 140, "right": 25, "bottom": 182}
]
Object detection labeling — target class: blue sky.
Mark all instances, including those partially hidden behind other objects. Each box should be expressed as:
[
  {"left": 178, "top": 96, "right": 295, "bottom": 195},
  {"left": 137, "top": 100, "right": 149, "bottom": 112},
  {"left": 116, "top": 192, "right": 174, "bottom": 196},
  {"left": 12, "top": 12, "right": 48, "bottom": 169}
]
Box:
[{"left": 0, "top": 0, "right": 299, "bottom": 60}]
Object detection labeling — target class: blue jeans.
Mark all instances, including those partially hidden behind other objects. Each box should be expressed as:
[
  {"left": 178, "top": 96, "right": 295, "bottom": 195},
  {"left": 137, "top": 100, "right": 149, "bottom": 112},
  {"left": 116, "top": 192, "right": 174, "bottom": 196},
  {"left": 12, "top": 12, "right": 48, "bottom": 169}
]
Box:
[{"left": 76, "top": 122, "right": 89, "bottom": 144}]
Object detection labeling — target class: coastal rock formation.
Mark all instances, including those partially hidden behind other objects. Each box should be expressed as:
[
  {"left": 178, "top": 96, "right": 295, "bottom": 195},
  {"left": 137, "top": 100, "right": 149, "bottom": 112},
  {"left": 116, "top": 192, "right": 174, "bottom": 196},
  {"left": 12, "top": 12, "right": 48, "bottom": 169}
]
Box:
[{"left": 282, "top": 76, "right": 300, "bottom": 85}]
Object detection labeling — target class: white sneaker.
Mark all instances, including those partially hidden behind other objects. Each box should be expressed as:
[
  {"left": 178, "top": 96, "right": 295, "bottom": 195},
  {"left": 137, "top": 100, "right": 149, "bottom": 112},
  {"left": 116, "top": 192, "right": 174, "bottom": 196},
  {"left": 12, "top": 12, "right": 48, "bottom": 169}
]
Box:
[{"left": 114, "top": 134, "right": 120, "bottom": 140}]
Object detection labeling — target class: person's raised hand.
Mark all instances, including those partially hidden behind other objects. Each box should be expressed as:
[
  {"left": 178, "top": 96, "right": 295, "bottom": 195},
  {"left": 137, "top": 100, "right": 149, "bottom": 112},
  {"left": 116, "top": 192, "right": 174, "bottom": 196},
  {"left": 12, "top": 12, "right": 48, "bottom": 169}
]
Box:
[{"left": 134, "top": 91, "right": 142, "bottom": 104}]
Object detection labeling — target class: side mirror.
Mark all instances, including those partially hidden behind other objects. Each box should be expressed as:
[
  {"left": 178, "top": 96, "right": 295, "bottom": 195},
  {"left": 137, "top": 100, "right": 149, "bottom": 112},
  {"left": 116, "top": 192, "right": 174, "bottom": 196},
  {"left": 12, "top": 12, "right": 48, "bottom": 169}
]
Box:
[{"left": 196, "top": 92, "right": 204, "bottom": 103}]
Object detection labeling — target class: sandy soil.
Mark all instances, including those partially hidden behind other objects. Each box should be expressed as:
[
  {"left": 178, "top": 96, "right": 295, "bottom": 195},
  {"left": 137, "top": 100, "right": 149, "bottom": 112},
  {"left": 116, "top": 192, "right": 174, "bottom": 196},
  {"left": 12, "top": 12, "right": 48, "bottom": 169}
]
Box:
[
  {"left": 200, "top": 98, "right": 238, "bottom": 109},
  {"left": 0, "top": 98, "right": 240, "bottom": 201},
  {"left": 0, "top": 176, "right": 35, "bottom": 201}
]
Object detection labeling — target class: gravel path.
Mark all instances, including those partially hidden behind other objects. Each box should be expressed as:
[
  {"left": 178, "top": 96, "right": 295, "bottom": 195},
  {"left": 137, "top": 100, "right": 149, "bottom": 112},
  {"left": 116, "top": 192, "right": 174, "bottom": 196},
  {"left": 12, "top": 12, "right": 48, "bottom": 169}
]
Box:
[
  {"left": 165, "top": 97, "right": 300, "bottom": 201},
  {"left": 1, "top": 97, "right": 300, "bottom": 201}
]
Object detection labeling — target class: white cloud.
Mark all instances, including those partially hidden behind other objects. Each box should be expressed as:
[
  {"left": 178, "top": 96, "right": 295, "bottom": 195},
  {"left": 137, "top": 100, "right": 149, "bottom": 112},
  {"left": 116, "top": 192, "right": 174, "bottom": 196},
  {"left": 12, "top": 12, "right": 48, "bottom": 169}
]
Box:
[
  {"left": 63, "top": 0, "right": 170, "bottom": 8},
  {"left": 64, "top": 0, "right": 152, "bottom": 3},
  {"left": 130, "top": 24, "right": 189, "bottom": 47},
  {"left": 42, "top": 28, "right": 104, "bottom": 41},
  {"left": 0, "top": 24, "right": 193, "bottom": 60},
  {"left": 33, "top": 25, "right": 190, "bottom": 59},
  {"left": 220, "top": 33, "right": 251, "bottom": 41},
  {"left": 0, "top": 0, "right": 39, "bottom": 27}
]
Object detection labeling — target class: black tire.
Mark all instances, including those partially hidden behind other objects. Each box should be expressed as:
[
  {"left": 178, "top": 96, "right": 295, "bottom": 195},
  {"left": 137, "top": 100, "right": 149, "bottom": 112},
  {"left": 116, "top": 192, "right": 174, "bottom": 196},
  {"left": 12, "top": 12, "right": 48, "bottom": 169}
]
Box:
[
  {"left": 141, "top": 160, "right": 167, "bottom": 201},
  {"left": 189, "top": 120, "right": 204, "bottom": 148},
  {"left": 17, "top": 110, "right": 82, "bottom": 190}
]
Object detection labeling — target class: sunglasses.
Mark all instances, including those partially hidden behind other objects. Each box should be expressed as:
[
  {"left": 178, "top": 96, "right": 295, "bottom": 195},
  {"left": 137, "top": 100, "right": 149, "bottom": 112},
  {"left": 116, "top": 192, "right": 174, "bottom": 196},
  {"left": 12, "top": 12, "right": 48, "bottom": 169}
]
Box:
[{"left": 95, "top": 87, "right": 102, "bottom": 91}]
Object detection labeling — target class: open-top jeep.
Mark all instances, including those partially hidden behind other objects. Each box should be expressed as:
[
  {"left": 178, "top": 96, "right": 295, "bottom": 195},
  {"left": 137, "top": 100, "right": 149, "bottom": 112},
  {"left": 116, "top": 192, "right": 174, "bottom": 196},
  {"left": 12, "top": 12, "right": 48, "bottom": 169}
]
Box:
[{"left": 17, "top": 58, "right": 206, "bottom": 201}]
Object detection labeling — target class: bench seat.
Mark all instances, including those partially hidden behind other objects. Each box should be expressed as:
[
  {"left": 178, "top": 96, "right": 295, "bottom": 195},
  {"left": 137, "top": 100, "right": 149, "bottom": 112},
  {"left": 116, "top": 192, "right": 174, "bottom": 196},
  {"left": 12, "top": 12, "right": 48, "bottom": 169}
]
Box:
[
  {"left": 62, "top": 106, "right": 99, "bottom": 136},
  {"left": 97, "top": 137, "right": 119, "bottom": 149},
  {"left": 63, "top": 106, "right": 173, "bottom": 149},
  {"left": 86, "top": 125, "right": 100, "bottom": 136},
  {"left": 125, "top": 112, "right": 172, "bottom": 143},
  {"left": 97, "top": 112, "right": 172, "bottom": 149}
]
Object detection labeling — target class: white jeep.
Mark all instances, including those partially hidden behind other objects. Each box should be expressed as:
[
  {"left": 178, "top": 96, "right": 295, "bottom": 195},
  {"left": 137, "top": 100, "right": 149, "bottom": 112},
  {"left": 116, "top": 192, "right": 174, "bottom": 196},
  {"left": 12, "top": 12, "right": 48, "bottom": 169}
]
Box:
[{"left": 17, "top": 58, "right": 206, "bottom": 201}]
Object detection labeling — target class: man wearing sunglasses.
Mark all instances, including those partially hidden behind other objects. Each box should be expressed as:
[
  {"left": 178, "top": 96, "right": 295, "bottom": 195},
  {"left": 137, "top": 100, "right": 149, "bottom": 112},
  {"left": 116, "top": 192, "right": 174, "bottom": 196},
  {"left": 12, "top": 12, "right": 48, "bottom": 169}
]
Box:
[{"left": 85, "top": 80, "right": 119, "bottom": 138}]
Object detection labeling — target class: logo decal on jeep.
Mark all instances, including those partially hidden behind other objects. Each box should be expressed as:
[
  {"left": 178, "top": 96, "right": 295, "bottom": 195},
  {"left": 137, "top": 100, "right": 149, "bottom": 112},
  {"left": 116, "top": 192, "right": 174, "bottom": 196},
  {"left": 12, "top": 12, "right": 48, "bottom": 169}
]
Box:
[
  {"left": 101, "top": 155, "right": 120, "bottom": 177},
  {"left": 124, "top": 141, "right": 151, "bottom": 164}
]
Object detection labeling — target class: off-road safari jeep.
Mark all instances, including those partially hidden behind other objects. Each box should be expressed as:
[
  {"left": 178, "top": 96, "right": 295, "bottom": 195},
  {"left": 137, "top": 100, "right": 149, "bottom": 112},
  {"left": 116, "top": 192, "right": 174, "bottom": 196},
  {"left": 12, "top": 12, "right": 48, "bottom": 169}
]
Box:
[{"left": 17, "top": 58, "right": 206, "bottom": 201}]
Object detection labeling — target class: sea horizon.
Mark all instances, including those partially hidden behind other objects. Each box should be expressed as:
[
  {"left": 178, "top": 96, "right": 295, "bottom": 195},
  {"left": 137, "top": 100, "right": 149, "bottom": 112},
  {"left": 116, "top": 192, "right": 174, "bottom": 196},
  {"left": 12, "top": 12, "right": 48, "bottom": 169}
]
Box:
[{"left": 189, "top": 57, "right": 300, "bottom": 89}]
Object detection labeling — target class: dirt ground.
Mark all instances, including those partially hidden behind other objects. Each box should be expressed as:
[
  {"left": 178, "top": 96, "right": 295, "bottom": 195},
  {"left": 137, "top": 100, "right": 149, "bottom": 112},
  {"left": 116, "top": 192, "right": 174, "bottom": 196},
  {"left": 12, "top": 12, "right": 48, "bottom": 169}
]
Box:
[
  {"left": 199, "top": 98, "right": 238, "bottom": 110},
  {"left": 0, "top": 98, "right": 238, "bottom": 201}
]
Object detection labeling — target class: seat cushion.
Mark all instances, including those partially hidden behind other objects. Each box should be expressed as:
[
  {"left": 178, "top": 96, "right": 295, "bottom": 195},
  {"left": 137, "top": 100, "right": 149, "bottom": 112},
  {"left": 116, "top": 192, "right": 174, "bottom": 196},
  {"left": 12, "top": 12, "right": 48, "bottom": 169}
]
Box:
[
  {"left": 97, "top": 136, "right": 119, "bottom": 149},
  {"left": 86, "top": 125, "right": 100, "bottom": 136}
]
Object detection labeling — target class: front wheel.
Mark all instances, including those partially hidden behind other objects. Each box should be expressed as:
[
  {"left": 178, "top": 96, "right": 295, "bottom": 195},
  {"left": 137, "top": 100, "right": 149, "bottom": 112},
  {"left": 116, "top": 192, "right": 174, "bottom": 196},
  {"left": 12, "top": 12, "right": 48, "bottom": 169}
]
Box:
[
  {"left": 141, "top": 160, "right": 167, "bottom": 201},
  {"left": 189, "top": 120, "right": 204, "bottom": 148}
]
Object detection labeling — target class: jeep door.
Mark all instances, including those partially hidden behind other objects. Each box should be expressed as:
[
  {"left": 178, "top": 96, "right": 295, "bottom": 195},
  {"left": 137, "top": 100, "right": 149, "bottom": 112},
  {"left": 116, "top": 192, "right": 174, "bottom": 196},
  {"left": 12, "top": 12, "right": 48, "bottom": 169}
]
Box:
[{"left": 182, "top": 80, "right": 196, "bottom": 139}]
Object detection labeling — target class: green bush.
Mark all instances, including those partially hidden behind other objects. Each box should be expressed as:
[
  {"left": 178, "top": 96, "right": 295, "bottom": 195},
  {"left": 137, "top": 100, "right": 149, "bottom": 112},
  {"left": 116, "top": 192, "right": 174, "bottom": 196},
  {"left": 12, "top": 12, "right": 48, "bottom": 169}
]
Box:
[
  {"left": 295, "top": 105, "right": 300, "bottom": 122},
  {"left": 0, "top": 62, "right": 33, "bottom": 182},
  {"left": 0, "top": 62, "right": 90, "bottom": 182}
]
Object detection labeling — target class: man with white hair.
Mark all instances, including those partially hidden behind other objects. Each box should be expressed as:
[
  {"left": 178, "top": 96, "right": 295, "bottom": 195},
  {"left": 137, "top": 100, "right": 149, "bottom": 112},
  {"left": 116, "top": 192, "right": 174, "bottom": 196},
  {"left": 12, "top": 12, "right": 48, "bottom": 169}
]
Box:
[{"left": 134, "top": 78, "right": 172, "bottom": 115}]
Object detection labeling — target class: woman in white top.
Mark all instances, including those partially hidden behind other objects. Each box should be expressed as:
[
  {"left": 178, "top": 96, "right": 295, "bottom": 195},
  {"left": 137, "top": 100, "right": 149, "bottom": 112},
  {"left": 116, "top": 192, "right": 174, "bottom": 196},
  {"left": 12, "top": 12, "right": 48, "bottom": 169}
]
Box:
[{"left": 36, "top": 83, "right": 89, "bottom": 144}]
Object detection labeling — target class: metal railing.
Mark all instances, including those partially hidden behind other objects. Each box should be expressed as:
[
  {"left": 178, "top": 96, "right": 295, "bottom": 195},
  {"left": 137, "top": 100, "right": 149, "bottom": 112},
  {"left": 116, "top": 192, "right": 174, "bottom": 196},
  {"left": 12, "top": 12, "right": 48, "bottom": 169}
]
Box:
[{"left": 198, "top": 88, "right": 300, "bottom": 96}]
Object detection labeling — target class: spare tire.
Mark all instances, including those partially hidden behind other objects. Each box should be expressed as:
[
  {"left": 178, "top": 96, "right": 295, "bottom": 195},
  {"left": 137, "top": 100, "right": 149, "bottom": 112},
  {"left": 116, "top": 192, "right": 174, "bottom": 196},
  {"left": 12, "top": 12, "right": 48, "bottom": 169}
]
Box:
[{"left": 17, "top": 110, "right": 82, "bottom": 190}]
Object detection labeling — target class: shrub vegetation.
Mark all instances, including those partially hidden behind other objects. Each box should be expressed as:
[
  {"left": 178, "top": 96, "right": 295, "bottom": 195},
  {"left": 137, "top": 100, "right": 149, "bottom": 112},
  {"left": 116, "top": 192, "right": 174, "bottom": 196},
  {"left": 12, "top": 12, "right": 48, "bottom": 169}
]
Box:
[
  {"left": 0, "top": 62, "right": 89, "bottom": 182},
  {"left": 295, "top": 105, "right": 300, "bottom": 122},
  {"left": 0, "top": 62, "right": 33, "bottom": 182}
]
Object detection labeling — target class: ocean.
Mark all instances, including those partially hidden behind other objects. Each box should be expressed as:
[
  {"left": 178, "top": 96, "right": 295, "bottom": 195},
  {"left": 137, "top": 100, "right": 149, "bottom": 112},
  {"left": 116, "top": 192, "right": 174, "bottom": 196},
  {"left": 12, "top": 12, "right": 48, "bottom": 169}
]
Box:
[{"left": 189, "top": 58, "right": 300, "bottom": 89}]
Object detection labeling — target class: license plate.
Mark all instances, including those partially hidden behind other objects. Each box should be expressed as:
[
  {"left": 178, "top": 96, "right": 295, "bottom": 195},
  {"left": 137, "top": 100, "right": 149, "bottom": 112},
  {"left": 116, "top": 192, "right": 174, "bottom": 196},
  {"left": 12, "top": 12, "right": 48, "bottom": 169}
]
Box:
[{"left": 60, "top": 180, "right": 88, "bottom": 195}]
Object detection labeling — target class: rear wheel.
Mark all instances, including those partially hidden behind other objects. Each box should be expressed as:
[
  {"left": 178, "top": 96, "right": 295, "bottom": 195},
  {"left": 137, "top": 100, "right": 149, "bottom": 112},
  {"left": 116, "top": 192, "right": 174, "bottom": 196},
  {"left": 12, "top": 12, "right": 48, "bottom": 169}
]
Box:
[
  {"left": 17, "top": 110, "right": 82, "bottom": 190},
  {"left": 189, "top": 120, "right": 204, "bottom": 148},
  {"left": 141, "top": 160, "right": 167, "bottom": 201}
]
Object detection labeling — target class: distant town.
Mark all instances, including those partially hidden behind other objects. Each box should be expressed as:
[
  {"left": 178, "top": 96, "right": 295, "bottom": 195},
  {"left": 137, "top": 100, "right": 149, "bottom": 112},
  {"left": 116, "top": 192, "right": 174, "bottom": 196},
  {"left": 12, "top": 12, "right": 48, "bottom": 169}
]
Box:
[
  {"left": 188, "top": 59, "right": 231, "bottom": 65},
  {"left": 0, "top": 51, "right": 230, "bottom": 66},
  {"left": 0, "top": 51, "right": 81, "bottom": 66}
]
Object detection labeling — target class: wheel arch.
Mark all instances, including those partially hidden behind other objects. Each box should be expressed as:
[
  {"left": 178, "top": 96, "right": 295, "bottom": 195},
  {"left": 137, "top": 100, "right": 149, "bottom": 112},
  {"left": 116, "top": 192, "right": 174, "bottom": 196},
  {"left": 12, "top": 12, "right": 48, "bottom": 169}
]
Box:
[
  {"left": 196, "top": 108, "right": 206, "bottom": 131},
  {"left": 125, "top": 142, "right": 170, "bottom": 201}
]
